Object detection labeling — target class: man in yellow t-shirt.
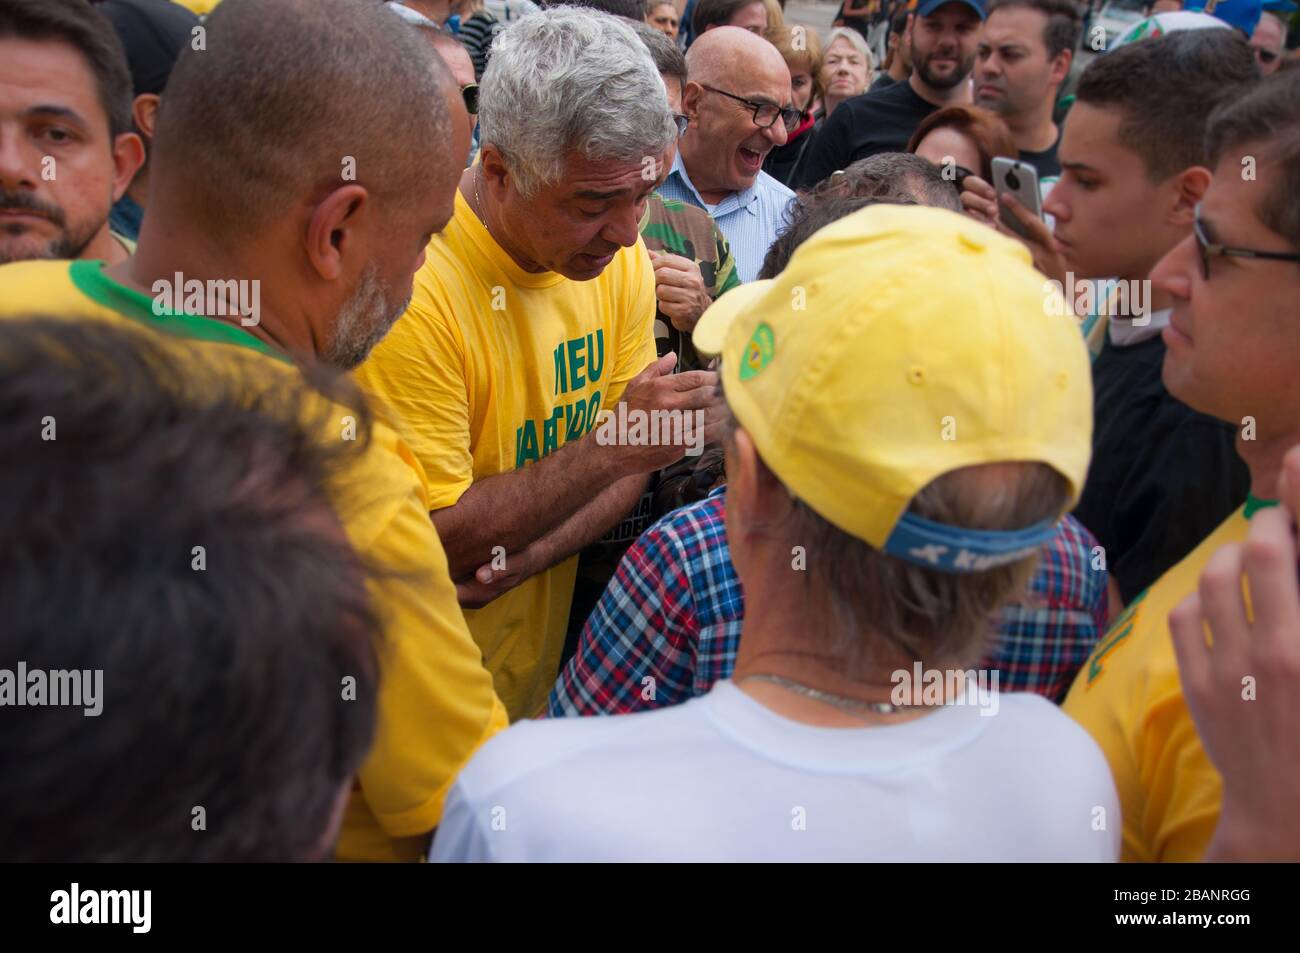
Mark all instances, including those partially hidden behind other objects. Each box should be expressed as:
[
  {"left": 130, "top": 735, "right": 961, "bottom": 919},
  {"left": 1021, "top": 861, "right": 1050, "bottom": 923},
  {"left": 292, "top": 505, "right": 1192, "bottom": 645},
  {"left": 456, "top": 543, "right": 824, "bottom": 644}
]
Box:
[
  {"left": 0, "top": 0, "right": 508, "bottom": 862},
  {"left": 1063, "top": 72, "right": 1300, "bottom": 862},
  {"left": 356, "top": 8, "right": 725, "bottom": 721}
]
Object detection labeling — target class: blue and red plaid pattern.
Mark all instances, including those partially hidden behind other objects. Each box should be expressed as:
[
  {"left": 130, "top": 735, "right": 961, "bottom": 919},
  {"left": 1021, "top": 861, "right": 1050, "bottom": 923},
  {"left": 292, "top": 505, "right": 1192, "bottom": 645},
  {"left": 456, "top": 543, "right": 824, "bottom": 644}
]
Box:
[{"left": 549, "top": 488, "right": 1109, "bottom": 716}]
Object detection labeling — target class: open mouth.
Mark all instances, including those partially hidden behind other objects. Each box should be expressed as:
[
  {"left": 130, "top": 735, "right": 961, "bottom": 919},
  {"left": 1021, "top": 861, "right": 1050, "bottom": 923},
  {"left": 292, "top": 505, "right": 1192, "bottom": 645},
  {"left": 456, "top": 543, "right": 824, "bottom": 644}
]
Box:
[{"left": 738, "top": 146, "right": 764, "bottom": 171}]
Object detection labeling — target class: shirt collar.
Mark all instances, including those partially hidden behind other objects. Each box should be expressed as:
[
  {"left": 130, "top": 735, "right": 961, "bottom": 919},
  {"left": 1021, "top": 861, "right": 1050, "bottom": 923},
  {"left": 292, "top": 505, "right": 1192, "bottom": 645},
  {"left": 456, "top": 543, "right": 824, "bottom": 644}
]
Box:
[
  {"left": 1108, "top": 308, "right": 1171, "bottom": 347},
  {"left": 669, "top": 151, "right": 762, "bottom": 216}
]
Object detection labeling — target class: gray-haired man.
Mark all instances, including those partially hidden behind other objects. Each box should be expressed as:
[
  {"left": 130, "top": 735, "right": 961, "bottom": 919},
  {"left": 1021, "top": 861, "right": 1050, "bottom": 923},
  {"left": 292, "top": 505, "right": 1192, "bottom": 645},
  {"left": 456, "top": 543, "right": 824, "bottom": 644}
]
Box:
[{"left": 357, "top": 7, "right": 724, "bottom": 722}]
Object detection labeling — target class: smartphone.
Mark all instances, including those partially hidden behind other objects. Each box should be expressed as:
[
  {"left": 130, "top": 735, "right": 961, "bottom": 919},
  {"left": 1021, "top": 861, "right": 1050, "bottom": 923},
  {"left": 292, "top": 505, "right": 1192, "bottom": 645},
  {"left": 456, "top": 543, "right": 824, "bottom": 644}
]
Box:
[{"left": 990, "top": 157, "right": 1042, "bottom": 240}]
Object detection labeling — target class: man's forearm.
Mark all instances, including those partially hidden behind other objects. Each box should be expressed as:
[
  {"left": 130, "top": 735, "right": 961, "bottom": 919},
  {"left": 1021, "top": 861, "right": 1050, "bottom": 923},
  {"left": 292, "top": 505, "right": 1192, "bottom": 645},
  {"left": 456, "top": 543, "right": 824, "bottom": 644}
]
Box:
[
  {"left": 532, "top": 472, "right": 650, "bottom": 574},
  {"left": 433, "top": 430, "right": 628, "bottom": 579}
]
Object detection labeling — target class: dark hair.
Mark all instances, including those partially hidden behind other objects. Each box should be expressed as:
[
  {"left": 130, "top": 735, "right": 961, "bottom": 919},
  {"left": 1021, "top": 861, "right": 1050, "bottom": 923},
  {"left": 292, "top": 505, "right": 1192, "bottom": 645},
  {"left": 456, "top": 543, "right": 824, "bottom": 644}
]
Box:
[
  {"left": 804, "top": 151, "right": 962, "bottom": 212},
  {"left": 693, "top": 0, "right": 762, "bottom": 35},
  {"left": 630, "top": 18, "right": 688, "bottom": 85},
  {"left": 986, "top": 0, "right": 1083, "bottom": 60},
  {"left": 908, "top": 104, "right": 1018, "bottom": 182},
  {"left": 0, "top": 0, "right": 133, "bottom": 138},
  {"left": 550, "top": 0, "right": 649, "bottom": 19},
  {"left": 152, "top": 0, "right": 454, "bottom": 242},
  {"left": 1206, "top": 69, "right": 1300, "bottom": 248},
  {"left": 890, "top": 8, "right": 910, "bottom": 35},
  {"left": 1075, "top": 28, "right": 1259, "bottom": 182},
  {"left": 0, "top": 318, "right": 381, "bottom": 862}
]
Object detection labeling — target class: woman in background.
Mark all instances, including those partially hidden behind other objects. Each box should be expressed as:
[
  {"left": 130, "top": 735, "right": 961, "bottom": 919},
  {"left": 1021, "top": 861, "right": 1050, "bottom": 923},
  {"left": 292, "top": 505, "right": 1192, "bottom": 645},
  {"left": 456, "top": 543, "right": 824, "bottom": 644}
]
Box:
[
  {"left": 762, "top": 24, "right": 823, "bottom": 187},
  {"left": 907, "top": 104, "right": 1017, "bottom": 190},
  {"left": 818, "top": 27, "right": 872, "bottom": 119}
]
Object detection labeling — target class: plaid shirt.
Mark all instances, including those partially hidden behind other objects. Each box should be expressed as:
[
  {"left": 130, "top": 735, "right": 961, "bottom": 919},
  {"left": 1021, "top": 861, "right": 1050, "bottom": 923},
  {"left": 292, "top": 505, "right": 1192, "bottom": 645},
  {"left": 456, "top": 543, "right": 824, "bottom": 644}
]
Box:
[{"left": 549, "top": 488, "right": 1110, "bottom": 716}]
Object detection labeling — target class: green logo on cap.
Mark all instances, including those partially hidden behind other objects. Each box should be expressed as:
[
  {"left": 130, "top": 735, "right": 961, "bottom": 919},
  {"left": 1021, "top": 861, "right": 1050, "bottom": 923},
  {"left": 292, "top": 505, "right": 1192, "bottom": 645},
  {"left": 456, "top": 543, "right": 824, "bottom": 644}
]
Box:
[{"left": 739, "top": 322, "right": 775, "bottom": 381}]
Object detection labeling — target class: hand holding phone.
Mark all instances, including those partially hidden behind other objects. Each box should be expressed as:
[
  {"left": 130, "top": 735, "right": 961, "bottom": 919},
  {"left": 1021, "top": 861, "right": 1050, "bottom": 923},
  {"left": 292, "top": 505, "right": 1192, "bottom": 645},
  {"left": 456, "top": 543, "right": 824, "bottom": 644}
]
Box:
[{"left": 990, "top": 157, "right": 1042, "bottom": 241}]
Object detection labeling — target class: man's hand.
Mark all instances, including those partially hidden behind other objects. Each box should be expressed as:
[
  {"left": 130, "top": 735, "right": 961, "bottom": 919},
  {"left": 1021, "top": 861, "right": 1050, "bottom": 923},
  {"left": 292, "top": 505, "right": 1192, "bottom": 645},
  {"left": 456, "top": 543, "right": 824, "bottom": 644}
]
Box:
[
  {"left": 960, "top": 175, "right": 1067, "bottom": 288},
  {"left": 649, "top": 250, "right": 713, "bottom": 333},
  {"left": 1169, "top": 446, "right": 1300, "bottom": 861},
  {"left": 455, "top": 538, "right": 549, "bottom": 610},
  {"left": 606, "top": 353, "right": 726, "bottom": 473}
]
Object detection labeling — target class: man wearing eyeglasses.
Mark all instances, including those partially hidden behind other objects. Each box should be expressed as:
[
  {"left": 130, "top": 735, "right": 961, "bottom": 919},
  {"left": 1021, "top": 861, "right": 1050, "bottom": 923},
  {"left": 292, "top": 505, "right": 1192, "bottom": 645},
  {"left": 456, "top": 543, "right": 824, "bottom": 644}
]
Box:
[
  {"left": 657, "top": 26, "right": 797, "bottom": 282},
  {"left": 1063, "top": 68, "right": 1300, "bottom": 862}
]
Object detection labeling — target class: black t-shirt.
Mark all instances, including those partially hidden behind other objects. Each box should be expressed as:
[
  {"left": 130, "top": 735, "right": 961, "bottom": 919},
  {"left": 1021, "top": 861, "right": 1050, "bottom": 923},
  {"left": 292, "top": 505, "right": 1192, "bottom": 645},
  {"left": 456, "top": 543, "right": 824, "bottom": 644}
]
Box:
[
  {"left": 795, "top": 79, "right": 938, "bottom": 189},
  {"left": 1018, "top": 129, "right": 1061, "bottom": 180},
  {"left": 868, "top": 72, "right": 897, "bottom": 93},
  {"left": 1071, "top": 333, "right": 1249, "bottom": 605},
  {"left": 762, "top": 122, "right": 819, "bottom": 188}
]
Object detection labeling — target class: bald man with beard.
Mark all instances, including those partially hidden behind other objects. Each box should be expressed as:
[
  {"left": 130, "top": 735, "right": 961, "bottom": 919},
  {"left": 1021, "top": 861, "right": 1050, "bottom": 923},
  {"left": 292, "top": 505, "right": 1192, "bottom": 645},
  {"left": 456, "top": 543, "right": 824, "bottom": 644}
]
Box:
[{"left": 656, "top": 26, "right": 798, "bottom": 282}]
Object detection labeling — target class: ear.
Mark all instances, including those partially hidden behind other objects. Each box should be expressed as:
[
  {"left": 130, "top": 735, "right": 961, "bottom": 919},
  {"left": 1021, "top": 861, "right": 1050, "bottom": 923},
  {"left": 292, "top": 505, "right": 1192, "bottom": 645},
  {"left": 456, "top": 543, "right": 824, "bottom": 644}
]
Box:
[
  {"left": 132, "top": 94, "right": 161, "bottom": 141},
  {"left": 1049, "top": 49, "right": 1072, "bottom": 89},
  {"left": 109, "top": 132, "right": 146, "bottom": 202},
  {"left": 682, "top": 80, "right": 704, "bottom": 120},
  {"left": 478, "top": 143, "right": 513, "bottom": 200},
  {"left": 1168, "top": 165, "right": 1212, "bottom": 228},
  {"left": 724, "top": 426, "right": 761, "bottom": 540},
  {"left": 304, "top": 184, "right": 370, "bottom": 281}
]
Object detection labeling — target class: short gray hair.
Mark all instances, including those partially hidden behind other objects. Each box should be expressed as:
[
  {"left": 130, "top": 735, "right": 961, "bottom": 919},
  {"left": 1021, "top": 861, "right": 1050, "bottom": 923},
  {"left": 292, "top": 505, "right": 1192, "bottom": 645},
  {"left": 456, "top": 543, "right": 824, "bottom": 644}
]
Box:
[
  {"left": 823, "top": 26, "right": 873, "bottom": 72},
  {"left": 479, "top": 7, "right": 677, "bottom": 196}
]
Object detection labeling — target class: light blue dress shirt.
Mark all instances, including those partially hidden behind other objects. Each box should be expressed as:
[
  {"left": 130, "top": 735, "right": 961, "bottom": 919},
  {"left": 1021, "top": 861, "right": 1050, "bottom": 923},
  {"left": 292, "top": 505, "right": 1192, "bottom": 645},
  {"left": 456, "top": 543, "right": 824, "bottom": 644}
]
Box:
[{"left": 656, "top": 152, "right": 795, "bottom": 283}]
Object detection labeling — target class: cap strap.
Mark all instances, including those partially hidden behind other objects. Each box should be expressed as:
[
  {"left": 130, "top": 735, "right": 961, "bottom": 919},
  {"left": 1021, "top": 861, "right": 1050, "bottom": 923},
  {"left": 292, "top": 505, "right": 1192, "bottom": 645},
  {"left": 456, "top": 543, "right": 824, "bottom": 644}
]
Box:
[{"left": 883, "top": 513, "right": 1060, "bottom": 574}]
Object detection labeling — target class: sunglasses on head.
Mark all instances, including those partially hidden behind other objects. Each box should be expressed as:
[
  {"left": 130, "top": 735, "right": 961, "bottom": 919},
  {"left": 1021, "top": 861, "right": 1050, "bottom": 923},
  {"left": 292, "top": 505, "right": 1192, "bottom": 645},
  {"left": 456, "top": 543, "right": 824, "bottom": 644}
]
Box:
[{"left": 461, "top": 83, "right": 479, "bottom": 116}]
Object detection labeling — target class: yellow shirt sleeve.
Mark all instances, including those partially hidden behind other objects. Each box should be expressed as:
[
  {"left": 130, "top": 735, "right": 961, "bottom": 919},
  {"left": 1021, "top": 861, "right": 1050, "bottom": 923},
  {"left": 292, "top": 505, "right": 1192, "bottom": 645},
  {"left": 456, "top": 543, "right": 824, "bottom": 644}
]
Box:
[{"left": 354, "top": 288, "right": 474, "bottom": 512}]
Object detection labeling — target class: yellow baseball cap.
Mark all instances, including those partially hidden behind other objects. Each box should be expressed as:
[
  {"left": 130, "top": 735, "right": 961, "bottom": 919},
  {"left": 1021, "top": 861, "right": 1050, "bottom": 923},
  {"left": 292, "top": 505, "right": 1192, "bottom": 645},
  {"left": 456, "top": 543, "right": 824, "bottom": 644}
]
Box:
[{"left": 693, "top": 204, "right": 1092, "bottom": 572}]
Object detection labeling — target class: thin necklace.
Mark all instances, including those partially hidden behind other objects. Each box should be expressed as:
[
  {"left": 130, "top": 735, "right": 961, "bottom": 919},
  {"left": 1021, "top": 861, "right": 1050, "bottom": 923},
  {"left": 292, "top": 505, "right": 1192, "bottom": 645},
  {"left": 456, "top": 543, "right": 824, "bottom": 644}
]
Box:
[{"left": 742, "top": 674, "right": 920, "bottom": 717}]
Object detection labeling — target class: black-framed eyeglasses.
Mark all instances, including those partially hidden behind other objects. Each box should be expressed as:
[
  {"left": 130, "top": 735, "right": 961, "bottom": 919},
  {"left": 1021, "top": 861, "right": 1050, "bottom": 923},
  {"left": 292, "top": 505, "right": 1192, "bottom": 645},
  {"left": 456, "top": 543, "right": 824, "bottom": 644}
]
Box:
[
  {"left": 699, "top": 84, "right": 802, "bottom": 132},
  {"left": 672, "top": 113, "right": 689, "bottom": 137},
  {"left": 1193, "top": 202, "right": 1300, "bottom": 281},
  {"left": 461, "top": 83, "right": 479, "bottom": 116}
]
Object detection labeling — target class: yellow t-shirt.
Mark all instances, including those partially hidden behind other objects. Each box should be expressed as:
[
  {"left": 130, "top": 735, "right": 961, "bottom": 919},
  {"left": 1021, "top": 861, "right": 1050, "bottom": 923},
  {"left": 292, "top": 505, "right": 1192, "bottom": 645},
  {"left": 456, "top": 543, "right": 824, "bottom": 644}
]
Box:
[
  {"left": 1063, "top": 501, "right": 1271, "bottom": 862},
  {"left": 356, "top": 190, "right": 658, "bottom": 721},
  {"left": 0, "top": 259, "right": 508, "bottom": 862}
]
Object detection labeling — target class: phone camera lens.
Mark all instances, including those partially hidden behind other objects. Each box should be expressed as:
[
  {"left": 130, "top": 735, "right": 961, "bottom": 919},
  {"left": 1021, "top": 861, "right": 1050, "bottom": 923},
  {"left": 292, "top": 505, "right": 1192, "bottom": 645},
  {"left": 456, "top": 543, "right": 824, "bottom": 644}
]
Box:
[{"left": 1005, "top": 170, "right": 1020, "bottom": 191}]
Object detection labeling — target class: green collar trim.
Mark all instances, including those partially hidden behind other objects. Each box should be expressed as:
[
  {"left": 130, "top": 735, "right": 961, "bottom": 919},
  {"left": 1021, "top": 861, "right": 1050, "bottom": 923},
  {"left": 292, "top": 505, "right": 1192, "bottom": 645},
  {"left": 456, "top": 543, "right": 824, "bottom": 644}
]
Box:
[
  {"left": 68, "top": 260, "right": 289, "bottom": 363},
  {"left": 1244, "top": 493, "right": 1280, "bottom": 519}
]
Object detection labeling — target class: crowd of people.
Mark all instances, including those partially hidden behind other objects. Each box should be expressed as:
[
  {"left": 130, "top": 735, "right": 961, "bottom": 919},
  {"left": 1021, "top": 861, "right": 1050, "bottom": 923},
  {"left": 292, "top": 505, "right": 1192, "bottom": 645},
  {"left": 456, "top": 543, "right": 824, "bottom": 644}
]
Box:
[{"left": 0, "top": 0, "right": 1298, "bottom": 863}]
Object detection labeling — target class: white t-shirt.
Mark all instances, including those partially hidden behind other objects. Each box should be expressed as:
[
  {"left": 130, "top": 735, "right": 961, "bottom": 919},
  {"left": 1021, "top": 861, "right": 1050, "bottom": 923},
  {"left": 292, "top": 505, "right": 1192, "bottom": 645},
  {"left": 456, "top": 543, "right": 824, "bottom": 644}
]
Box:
[{"left": 430, "top": 680, "right": 1121, "bottom": 862}]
